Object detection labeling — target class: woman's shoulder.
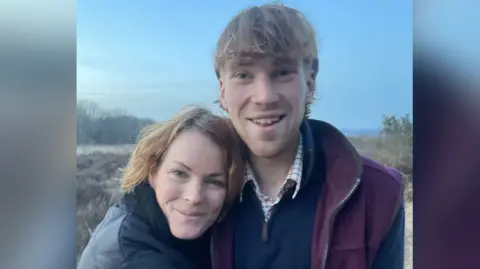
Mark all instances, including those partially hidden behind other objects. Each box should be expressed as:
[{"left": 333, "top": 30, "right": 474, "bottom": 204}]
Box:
[
  {"left": 78, "top": 192, "right": 199, "bottom": 269},
  {"left": 77, "top": 200, "right": 180, "bottom": 269},
  {"left": 118, "top": 207, "right": 198, "bottom": 269},
  {"left": 77, "top": 203, "right": 130, "bottom": 269}
]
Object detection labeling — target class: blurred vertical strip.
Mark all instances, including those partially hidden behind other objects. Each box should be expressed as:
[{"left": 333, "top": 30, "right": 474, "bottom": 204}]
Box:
[
  {"left": 0, "top": 0, "right": 76, "bottom": 269},
  {"left": 414, "top": 0, "right": 480, "bottom": 268}
]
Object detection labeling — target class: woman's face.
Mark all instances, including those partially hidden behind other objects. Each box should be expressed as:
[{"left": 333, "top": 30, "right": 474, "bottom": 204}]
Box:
[{"left": 150, "top": 129, "right": 227, "bottom": 239}]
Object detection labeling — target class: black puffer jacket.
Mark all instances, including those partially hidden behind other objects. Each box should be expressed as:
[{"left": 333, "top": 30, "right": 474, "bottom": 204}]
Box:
[{"left": 77, "top": 183, "right": 212, "bottom": 269}]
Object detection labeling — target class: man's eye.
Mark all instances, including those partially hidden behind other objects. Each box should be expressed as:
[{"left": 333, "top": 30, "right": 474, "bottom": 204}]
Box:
[
  {"left": 233, "top": 72, "right": 250, "bottom": 79},
  {"left": 273, "top": 69, "right": 294, "bottom": 77}
]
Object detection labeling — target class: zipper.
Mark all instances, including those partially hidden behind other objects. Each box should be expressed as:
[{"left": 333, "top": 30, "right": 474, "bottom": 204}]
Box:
[
  {"left": 260, "top": 199, "right": 279, "bottom": 243},
  {"left": 306, "top": 149, "right": 314, "bottom": 181},
  {"left": 321, "top": 177, "right": 361, "bottom": 269},
  {"left": 261, "top": 204, "right": 278, "bottom": 243},
  {"left": 261, "top": 148, "right": 307, "bottom": 243},
  {"left": 210, "top": 234, "right": 215, "bottom": 269},
  {"left": 262, "top": 217, "right": 269, "bottom": 242}
]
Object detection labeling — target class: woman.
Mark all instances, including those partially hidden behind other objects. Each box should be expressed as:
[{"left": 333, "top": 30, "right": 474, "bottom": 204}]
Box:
[{"left": 77, "top": 106, "right": 245, "bottom": 269}]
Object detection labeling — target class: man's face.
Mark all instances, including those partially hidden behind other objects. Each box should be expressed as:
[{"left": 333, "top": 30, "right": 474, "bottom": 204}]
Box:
[{"left": 219, "top": 55, "right": 314, "bottom": 158}]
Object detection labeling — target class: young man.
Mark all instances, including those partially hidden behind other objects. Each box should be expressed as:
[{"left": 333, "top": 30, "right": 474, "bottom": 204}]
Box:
[{"left": 211, "top": 3, "right": 405, "bottom": 269}]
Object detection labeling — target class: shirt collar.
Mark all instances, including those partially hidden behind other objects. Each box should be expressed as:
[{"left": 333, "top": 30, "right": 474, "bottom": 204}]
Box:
[{"left": 240, "top": 135, "right": 304, "bottom": 201}]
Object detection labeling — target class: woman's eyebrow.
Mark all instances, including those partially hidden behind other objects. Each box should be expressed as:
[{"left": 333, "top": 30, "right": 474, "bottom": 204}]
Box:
[{"left": 173, "top": 160, "right": 224, "bottom": 177}]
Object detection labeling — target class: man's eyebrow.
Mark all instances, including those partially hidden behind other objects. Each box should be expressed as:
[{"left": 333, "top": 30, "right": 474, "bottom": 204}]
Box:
[
  {"left": 227, "top": 53, "right": 265, "bottom": 68},
  {"left": 229, "top": 59, "right": 255, "bottom": 68},
  {"left": 227, "top": 56, "right": 296, "bottom": 70},
  {"left": 273, "top": 57, "right": 296, "bottom": 66}
]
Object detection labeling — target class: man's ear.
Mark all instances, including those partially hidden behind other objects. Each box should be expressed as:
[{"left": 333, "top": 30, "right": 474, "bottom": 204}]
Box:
[
  {"left": 306, "top": 74, "right": 316, "bottom": 105},
  {"left": 306, "top": 90, "right": 315, "bottom": 105},
  {"left": 219, "top": 79, "right": 228, "bottom": 112},
  {"left": 307, "top": 59, "right": 318, "bottom": 104}
]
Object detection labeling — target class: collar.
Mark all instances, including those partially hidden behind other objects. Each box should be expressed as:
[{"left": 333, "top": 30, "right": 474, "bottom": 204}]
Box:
[
  {"left": 240, "top": 133, "right": 305, "bottom": 201},
  {"left": 122, "top": 183, "right": 211, "bottom": 250}
]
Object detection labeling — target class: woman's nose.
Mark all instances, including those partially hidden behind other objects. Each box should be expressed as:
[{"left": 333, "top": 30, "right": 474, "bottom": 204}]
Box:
[{"left": 182, "top": 181, "right": 204, "bottom": 204}]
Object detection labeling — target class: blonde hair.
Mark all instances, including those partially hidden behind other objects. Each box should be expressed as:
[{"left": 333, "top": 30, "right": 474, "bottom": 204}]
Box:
[
  {"left": 214, "top": 3, "right": 319, "bottom": 118},
  {"left": 121, "top": 105, "right": 246, "bottom": 215}
]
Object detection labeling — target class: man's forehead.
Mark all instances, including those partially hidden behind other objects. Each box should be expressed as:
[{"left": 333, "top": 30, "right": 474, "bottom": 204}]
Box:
[{"left": 226, "top": 53, "right": 298, "bottom": 68}]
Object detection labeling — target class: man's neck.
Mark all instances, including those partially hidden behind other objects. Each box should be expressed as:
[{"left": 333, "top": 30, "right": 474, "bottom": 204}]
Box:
[{"left": 248, "top": 134, "right": 300, "bottom": 197}]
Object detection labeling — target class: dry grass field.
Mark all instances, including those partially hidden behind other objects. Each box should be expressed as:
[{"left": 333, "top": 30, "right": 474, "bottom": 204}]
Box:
[{"left": 76, "top": 138, "right": 412, "bottom": 268}]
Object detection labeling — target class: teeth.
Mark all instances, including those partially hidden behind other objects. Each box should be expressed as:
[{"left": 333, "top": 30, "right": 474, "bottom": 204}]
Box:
[{"left": 251, "top": 117, "right": 281, "bottom": 125}]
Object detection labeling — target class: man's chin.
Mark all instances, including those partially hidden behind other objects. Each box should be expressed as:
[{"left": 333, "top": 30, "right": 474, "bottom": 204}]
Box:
[{"left": 247, "top": 142, "right": 285, "bottom": 159}]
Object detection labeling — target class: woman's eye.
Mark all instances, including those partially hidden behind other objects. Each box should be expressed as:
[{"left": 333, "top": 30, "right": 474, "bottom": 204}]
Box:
[
  {"left": 171, "top": 170, "right": 187, "bottom": 178},
  {"left": 206, "top": 178, "right": 225, "bottom": 187}
]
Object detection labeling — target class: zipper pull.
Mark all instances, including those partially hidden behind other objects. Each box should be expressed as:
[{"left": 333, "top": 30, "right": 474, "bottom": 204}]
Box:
[{"left": 262, "top": 219, "right": 269, "bottom": 242}]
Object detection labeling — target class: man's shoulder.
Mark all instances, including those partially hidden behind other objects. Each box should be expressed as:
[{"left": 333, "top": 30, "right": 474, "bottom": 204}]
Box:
[
  {"left": 361, "top": 156, "right": 405, "bottom": 187},
  {"left": 360, "top": 156, "right": 405, "bottom": 204},
  {"left": 305, "top": 118, "right": 405, "bottom": 190},
  {"left": 359, "top": 156, "right": 405, "bottom": 225}
]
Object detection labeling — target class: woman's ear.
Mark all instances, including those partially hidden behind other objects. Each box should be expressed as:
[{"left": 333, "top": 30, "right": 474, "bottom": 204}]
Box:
[
  {"left": 147, "top": 170, "right": 157, "bottom": 188},
  {"left": 148, "top": 157, "right": 162, "bottom": 187},
  {"left": 147, "top": 175, "right": 154, "bottom": 187}
]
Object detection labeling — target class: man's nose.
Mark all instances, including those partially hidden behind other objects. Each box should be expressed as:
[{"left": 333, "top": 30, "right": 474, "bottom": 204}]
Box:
[{"left": 251, "top": 75, "right": 279, "bottom": 106}]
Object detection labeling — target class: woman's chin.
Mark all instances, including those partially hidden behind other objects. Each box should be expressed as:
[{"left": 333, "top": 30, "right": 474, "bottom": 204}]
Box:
[{"left": 170, "top": 225, "right": 205, "bottom": 240}]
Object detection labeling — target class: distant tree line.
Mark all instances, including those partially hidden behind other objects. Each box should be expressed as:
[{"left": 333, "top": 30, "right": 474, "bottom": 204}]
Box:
[
  {"left": 380, "top": 114, "right": 413, "bottom": 177},
  {"left": 77, "top": 100, "right": 413, "bottom": 176},
  {"left": 77, "top": 100, "right": 155, "bottom": 145},
  {"left": 382, "top": 114, "right": 412, "bottom": 147}
]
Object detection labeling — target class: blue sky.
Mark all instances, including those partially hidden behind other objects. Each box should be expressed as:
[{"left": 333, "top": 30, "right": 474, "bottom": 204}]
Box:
[{"left": 77, "top": 0, "right": 412, "bottom": 130}]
